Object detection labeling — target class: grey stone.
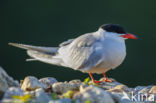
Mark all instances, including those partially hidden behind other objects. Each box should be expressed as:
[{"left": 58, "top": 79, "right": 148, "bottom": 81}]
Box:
[
  {"left": 35, "top": 88, "right": 51, "bottom": 103},
  {"left": 110, "top": 92, "right": 132, "bottom": 103},
  {"left": 134, "top": 86, "right": 145, "bottom": 93},
  {"left": 0, "top": 67, "right": 19, "bottom": 99},
  {"left": 0, "top": 77, "right": 8, "bottom": 93},
  {"left": 48, "top": 98, "right": 72, "bottom": 103},
  {"left": 0, "top": 67, "right": 19, "bottom": 87},
  {"left": 99, "top": 78, "right": 122, "bottom": 90},
  {"left": 108, "top": 85, "right": 131, "bottom": 93},
  {"left": 69, "top": 79, "right": 81, "bottom": 84},
  {"left": 1, "top": 98, "right": 23, "bottom": 103},
  {"left": 39, "top": 77, "right": 58, "bottom": 87},
  {"left": 3, "top": 87, "right": 23, "bottom": 98},
  {"left": 24, "top": 90, "right": 35, "bottom": 96},
  {"left": 135, "top": 86, "right": 153, "bottom": 94},
  {"left": 138, "top": 88, "right": 150, "bottom": 94},
  {"left": 52, "top": 82, "right": 79, "bottom": 94},
  {"left": 74, "top": 85, "right": 115, "bottom": 103},
  {"left": 21, "top": 76, "right": 46, "bottom": 91}
]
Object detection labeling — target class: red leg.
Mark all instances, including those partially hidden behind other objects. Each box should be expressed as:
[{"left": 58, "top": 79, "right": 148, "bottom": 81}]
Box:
[
  {"left": 89, "top": 73, "right": 102, "bottom": 84},
  {"left": 102, "top": 72, "right": 113, "bottom": 82}
]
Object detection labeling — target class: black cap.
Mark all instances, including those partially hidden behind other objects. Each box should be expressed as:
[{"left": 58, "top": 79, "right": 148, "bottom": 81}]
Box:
[{"left": 100, "top": 24, "right": 126, "bottom": 34}]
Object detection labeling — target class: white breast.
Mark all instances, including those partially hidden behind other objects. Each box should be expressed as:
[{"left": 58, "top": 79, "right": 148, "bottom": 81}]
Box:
[{"left": 84, "top": 36, "right": 126, "bottom": 74}]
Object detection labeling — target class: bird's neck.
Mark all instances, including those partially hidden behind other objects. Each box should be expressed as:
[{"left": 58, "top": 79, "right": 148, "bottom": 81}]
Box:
[{"left": 93, "top": 28, "right": 105, "bottom": 39}]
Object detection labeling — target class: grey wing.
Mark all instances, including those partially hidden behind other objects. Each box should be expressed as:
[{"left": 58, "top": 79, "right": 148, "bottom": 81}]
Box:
[
  {"left": 62, "top": 33, "right": 103, "bottom": 70},
  {"left": 9, "top": 43, "right": 67, "bottom": 66},
  {"left": 9, "top": 43, "right": 58, "bottom": 55},
  {"left": 77, "top": 47, "right": 103, "bottom": 70},
  {"left": 59, "top": 39, "right": 74, "bottom": 47}
]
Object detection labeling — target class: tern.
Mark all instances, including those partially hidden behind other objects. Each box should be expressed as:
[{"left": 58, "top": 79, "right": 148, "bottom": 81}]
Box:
[{"left": 9, "top": 24, "right": 138, "bottom": 84}]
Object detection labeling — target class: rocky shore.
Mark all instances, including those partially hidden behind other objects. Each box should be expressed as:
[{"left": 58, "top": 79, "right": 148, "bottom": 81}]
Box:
[{"left": 0, "top": 66, "right": 156, "bottom": 103}]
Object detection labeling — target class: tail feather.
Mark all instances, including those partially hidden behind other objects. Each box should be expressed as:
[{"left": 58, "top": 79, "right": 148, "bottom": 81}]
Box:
[
  {"left": 26, "top": 58, "right": 37, "bottom": 61},
  {"left": 27, "top": 50, "right": 67, "bottom": 66}
]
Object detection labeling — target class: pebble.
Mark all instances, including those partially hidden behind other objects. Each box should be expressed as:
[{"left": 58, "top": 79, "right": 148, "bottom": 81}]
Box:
[
  {"left": 52, "top": 82, "right": 79, "bottom": 94},
  {"left": 21, "top": 76, "right": 46, "bottom": 91},
  {"left": 39, "top": 77, "right": 58, "bottom": 87},
  {"left": 74, "top": 85, "right": 115, "bottom": 103}
]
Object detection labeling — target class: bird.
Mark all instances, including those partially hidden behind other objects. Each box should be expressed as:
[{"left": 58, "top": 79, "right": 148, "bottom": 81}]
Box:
[{"left": 9, "top": 24, "right": 138, "bottom": 84}]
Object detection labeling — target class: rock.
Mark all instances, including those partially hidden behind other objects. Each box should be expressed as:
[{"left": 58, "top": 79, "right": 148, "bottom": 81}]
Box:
[
  {"left": 0, "top": 67, "right": 19, "bottom": 99},
  {"left": 39, "top": 77, "right": 58, "bottom": 88},
  {"left": 48, "top": 98, "right": 72, "bottom": 103},
  {"left": 3, "top": 87, "right": 23, "bottom": 98},
  {"left": 0, "top": 77, "right": 8, "bottom": 98},
  {"left": 1, "top": 98, "right": 23, "bottom": 103},
  {"left": 108, "top": 85, "right": 131, "bottom": 93},
  {"left": 21, "top": 76, "right": 46, "bottom": 91},
  {"left": 69, "top": 79, "right": 81, "bottom": 84},
  {"left": 74, "top": 85, "right": 115, "bottom": 103},
  {"left": 24, "top": 90, "right": 35, "bottom": 96},
  {"left": 149, "top": 86, "right": 156, "bottom": 94},
  {"left": 0, "top": 67, "right": 19, "bottom": 87},
  {"left": 110, "top": 92, "right": 132, "bottom": 103},
  {"left": 79, "top": 84, "right": 89, "bottom": 91},
  {"left": 35, "top": 88, "right": 51, "bottom": 103},
  {"left": 1, "top": 66, "right": 156, "bottom": 103},
  {"left": 136, "top": 86, "right": 152, "bottom": 94},
  {"left": 99, "top": 78, "right": 122, "bottom": 90},
  {"left": 52, "top": 82, "right": 79, "bottom": 94},
  {"left": 138, "top": 88, "right": 149, "bottom": 94},
  {"left": 134, "top": 86, "right": 145, "bottom": 93}
]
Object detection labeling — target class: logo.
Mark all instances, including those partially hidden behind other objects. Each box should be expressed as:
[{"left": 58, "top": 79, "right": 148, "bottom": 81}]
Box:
[{"left": 121, "top": 91, "right": 155, "bottom": 102}]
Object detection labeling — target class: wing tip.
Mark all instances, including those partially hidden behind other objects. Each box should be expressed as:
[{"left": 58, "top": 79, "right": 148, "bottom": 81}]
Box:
[
  {"left": 8, "top": 42, "right": 22, "bottom": 48},
  {"left": 8, "top": 42, "right": 28, "bottom": 50},
  {"left": 8, "top": 42, "right": 18, "bottom": 46}
]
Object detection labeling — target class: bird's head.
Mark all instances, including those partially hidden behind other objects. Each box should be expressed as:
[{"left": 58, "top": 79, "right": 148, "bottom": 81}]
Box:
[{"left": 100, "top": 24, "right": 138, "bottom": 40}]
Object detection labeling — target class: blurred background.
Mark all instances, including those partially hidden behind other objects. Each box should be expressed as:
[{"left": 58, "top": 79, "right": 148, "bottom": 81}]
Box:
[{"left": 0, "top": 0, "right": 156, "bottom": 87}]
